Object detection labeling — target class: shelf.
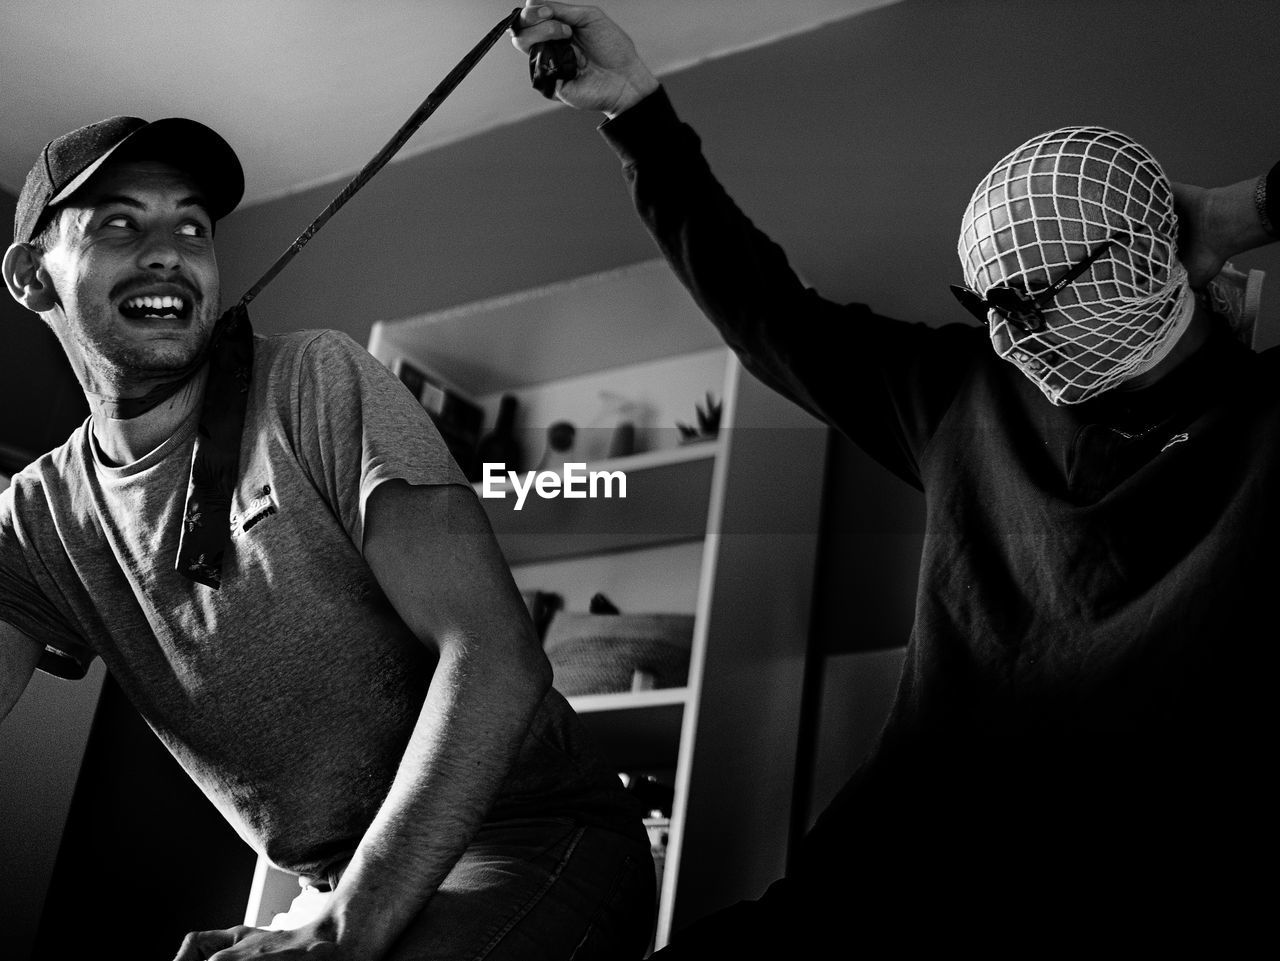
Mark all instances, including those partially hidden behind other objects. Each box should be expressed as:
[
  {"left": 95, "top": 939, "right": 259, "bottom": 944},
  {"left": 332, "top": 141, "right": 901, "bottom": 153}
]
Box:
[
  {"left": 475, "top": 442, "right": 719, "bottom": 565},
  {"left": 368, "top": 260, "right": 728, "bottom": 394},
  {"left": 566, "top": 688, "right": 687, "bottom": 769},
  {"left": 568, "top": 686, "right": 689, "bottom": 714}
]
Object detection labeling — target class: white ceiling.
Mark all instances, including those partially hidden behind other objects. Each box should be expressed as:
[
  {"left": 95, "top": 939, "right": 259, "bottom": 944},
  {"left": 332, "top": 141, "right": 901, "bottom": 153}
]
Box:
[{"left": 0, "top": 0, "right": 897, "bottom": 208}]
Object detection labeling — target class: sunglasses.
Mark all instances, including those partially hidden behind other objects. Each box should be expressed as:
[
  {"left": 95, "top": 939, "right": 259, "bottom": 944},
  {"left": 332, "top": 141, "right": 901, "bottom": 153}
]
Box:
[{"left": 950, "top": 237, "right": 1119, "bottom": 332}]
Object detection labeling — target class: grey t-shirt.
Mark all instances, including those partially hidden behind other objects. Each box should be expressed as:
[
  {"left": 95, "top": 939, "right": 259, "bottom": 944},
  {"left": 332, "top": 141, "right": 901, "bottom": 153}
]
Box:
[{"left": 0, "top": 329, "right": 637, "bottom": 876}]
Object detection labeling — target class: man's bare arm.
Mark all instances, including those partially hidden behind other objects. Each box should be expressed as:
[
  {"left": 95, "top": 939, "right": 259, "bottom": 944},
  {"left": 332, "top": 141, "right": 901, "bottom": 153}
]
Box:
[
  {"left": 172, "top": 481, "right": 550, "bottom": 961},
  {"left": 0, "top": 620, "right": 41, "bottom": 724},
  {"left": 326, "top": 481, "right": 551, "bottom": 956}
]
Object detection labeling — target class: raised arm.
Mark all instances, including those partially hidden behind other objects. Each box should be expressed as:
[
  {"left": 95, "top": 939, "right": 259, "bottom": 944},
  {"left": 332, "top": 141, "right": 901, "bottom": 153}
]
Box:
[
  {"left": 0, "top": 620, "right": 41, "bottom": 724},
  {"left": 513, "top": 3, "right": 973, "bottom": 486},
  {"left": 508, "top": 1, "right": 842, "bottom": 382}
]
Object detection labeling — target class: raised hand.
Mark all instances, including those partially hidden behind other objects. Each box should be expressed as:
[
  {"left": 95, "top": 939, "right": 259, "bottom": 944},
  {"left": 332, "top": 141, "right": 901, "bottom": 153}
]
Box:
[
  {"left": 1173, "top": 176, "right": 1276, "bottom": 290},
  {"left": 511, "top": 2, "right": 659, "bottom": 116}
]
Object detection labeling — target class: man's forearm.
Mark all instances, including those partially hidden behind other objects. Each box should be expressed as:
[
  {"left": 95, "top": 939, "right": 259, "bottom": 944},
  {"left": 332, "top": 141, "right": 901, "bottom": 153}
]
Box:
[
  {"left": 1210, "top": 170, "right": 1278, "bottom": 261},
  {"left": 321, "top": 643, "right": 547, "bottom": 956},
  {"left": 1174, "top": 167, "right": 1277, "bottom": 289},
  {"left": 318, "top": 480, "right": 552, "bottom": 958},
  {"left": 322, "top": 638, "right": 549, "bottom": 958}
]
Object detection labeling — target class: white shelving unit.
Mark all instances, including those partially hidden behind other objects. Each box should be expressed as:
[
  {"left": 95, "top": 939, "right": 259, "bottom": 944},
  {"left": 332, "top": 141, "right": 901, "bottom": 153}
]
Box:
[{"left": 245, "top": 259, "right": 829, "bottom": 949}]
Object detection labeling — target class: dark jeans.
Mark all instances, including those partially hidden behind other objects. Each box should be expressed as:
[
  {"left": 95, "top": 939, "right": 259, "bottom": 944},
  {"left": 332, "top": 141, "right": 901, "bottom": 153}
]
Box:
[
  {"left": 291, "top": 817, "right": 655, "bottom": 960},
  {"left": 395, "top": 817, "right": 656, "bottom": 961}
]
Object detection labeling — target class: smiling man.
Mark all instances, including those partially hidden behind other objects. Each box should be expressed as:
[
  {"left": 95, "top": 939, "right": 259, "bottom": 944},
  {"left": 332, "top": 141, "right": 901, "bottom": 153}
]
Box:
[
  {"left": 31, "top": 165, "right": 216, "bottom": 365},
  {"left": 0, "top": 117, "right": 655, "bottom": 960},
  {"left": 513, "top": 2, "right": 1279, "bottom": 954}
]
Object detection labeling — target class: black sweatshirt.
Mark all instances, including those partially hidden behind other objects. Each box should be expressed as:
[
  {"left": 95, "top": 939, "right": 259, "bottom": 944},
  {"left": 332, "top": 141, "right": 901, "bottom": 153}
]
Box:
[{"left": 602, "top": 89, "right": 1278, "bottom": 941}]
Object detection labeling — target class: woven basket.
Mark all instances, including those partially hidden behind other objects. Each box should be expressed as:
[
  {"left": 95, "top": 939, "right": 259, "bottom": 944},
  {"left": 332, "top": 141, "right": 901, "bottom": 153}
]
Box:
[{"left": 543, "top": 612, "right": 694, "bottom": 696}]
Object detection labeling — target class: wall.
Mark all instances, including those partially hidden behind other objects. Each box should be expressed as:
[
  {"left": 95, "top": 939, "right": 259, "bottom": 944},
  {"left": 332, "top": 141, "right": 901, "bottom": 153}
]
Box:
[
  {"left": 217, "top": 0, "right": 1280, "bottom": 356},
  {"left": 0, "top": 191, "right": 88, "bottom": 464}
]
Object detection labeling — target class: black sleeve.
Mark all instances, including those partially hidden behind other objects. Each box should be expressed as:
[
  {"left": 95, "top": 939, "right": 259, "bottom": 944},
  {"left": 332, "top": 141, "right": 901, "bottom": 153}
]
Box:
[{"left": 599, "top": 88, "right": 982, "bottom": 489}]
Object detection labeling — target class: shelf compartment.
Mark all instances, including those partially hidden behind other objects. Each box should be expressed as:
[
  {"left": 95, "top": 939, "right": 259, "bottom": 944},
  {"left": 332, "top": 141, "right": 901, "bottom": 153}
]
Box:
[{"left": 566, "top": 688, "right": 688, "bottom": 769}]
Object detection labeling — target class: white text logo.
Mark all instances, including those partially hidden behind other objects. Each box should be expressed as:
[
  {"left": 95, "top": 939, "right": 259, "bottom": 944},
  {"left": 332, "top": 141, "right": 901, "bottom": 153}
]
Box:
[{"left": 480, "top": 463, "right": 627, "bottom": 510}]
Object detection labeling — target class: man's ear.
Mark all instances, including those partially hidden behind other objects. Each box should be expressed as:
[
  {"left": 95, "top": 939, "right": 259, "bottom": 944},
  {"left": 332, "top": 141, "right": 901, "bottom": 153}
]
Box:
[{"left": 3, "top": 243, "right": 58, "bottom": 314}]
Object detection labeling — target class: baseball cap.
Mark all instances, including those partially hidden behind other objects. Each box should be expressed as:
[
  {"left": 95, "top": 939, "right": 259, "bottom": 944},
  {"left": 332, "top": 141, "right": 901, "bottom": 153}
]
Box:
[{"left": 14, "top": 115, "right": 245, "bottom": 245}]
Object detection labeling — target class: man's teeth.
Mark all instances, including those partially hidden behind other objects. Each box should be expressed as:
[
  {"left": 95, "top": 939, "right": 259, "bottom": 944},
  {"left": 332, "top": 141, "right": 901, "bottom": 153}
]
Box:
[{"left": 123, "top": 295, "right": 185, "bottom": 315}]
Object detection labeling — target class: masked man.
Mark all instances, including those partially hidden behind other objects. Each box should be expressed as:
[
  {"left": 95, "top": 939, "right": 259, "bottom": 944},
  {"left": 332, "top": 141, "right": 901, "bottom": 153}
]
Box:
[{"left": 514, "top": 2, "right": 1278, "bottom": 954}]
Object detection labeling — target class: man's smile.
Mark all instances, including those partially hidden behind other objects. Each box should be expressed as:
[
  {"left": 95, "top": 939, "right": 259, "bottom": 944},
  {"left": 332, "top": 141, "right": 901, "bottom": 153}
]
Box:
[
  {"left": 120, "top": 294, "right": 188, "bottom": 319},
  {"left": 116, "top": 283, "right": 198, "bottom": 322}
]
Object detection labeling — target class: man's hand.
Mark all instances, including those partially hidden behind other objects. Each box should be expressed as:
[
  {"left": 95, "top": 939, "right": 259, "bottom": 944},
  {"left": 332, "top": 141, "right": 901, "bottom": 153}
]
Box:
[
  {"left": 511, "top": 2, "right": 659, "bottom": 116},
  {"left": 1173, "top": 182, "right": 1229, "bottom": 289},
  {"left": 171, "top": 920, "right": 344, "bottom": 960},
  {"left": 1173, "top": 176, "right": 1276, "bottom": 290}
]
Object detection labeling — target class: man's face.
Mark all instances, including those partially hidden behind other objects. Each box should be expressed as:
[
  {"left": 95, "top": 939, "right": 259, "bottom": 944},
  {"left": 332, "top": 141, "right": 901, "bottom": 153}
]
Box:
[
  {"left": 969, "top": 190, "right": 1156, "bottom": 403},
  {"left": 37, "top": 160, "right": 221, "bottom": 391},
  {"left": 960, "top": 147, "right": 1179, "bottom": 405}
]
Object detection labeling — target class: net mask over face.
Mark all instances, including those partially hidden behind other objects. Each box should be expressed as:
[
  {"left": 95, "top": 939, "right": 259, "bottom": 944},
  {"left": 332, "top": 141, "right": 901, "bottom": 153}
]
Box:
[{"left": 956, "top": 126, "right": 1197, "bottom": 405}]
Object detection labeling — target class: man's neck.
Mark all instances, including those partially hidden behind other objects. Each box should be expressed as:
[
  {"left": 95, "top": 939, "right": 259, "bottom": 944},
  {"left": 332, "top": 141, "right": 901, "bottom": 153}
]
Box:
[
  {"left": 1119, "top": 301, "right": 1215, "bottom": 394},
  {"left": 90, "top": 366, "right": 208, "bottom": 467}
]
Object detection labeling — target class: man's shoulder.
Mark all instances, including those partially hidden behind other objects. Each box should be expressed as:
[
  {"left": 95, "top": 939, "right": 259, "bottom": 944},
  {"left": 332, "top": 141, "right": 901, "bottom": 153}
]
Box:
[
  {"left": 249, "top": 327, "right": 404, "bottom": 439},
  {"left": 254, "top": 327, "right": 360, "bottom": 369},
  {"left": 2, "top": 423, "right": 93, "bottom": 540},
  {"left": 252, "top": 328, "right": 373, "bottom": 397},
  {"left": 5, "top": 424, "right": 91, "bottom": 498}
]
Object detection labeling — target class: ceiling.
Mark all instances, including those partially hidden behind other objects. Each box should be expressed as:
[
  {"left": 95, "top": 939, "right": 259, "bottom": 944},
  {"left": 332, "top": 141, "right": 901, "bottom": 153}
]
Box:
[{"left": 0, "top": 0, "right": 898, "bottom": 208}]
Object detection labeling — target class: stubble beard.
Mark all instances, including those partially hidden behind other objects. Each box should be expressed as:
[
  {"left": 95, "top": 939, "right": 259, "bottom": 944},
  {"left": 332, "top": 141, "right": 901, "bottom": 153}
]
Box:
[{"left": 71, "top": 296, "right": 222, "bottom": 398}]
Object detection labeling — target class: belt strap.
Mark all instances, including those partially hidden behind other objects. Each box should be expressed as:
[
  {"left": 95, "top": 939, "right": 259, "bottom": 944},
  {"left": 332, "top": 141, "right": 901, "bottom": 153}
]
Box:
[{"left": 175, "top": 8, "right": 523, "bottom": 588}]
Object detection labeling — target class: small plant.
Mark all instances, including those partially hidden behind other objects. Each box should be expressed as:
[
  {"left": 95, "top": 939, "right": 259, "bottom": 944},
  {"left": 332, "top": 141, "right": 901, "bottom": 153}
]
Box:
[{"left": 677, "top": 392, "right": 722, "bottom": 443}]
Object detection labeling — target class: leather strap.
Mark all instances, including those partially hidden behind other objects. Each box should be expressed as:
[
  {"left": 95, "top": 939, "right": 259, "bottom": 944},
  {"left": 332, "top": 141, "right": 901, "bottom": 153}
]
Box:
[{"left": 174, "top": 8, "right": 523, "bottom": 588}]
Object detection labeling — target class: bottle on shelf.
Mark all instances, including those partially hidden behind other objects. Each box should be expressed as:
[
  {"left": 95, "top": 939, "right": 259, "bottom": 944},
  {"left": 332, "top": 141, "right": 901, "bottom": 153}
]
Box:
[
  {"left": 475, "top": 394, "right": 524, "bottom": 477},
  {"left": 593, "top": 390, "right": 643, "bottom": 460},
  {"left": 535, "top": 420, "right": 577, "bottom": 473}
]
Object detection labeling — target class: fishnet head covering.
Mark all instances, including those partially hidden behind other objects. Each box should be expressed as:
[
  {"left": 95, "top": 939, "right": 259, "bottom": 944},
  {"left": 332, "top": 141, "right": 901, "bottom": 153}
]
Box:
[{"left": 957, "top": 125, "right": 1196, "bottom": 405}]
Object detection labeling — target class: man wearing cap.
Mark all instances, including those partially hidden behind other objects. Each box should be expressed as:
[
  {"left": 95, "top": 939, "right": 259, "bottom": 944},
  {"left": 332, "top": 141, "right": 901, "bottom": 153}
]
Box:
[
  {"left": 0, "top": 116, "right": 655, "bottom": 959},
  {"left": 513, "top": 2, "right": 1279, "bottom": 954}
]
